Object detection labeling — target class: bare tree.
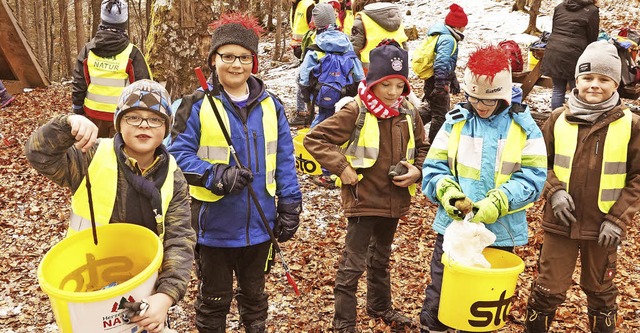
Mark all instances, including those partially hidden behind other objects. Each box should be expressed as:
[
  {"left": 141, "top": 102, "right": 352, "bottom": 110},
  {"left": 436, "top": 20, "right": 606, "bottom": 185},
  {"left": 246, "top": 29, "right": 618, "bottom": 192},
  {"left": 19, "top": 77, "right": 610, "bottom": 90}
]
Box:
[
  {"left": 273, "top": 0, "right": 284, "bottom": 61},
  {"left": 91, "top": 0, "right": 100, "bottom": 36},
  {"left": 74, "top": 0, "right": 85, "bottom": 52},
  {"left": 58, "top": 0, "right": 73, "bottom": 77},
  {"left": 512, "top": 0, "right": 542, "bottom": 35}
]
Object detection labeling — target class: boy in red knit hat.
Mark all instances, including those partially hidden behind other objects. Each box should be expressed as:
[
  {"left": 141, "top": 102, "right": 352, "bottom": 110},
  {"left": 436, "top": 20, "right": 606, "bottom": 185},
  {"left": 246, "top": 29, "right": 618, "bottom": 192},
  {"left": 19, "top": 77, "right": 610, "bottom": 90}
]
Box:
[{"left": 414, "top": 3, "right": 468, "bottom": 144}]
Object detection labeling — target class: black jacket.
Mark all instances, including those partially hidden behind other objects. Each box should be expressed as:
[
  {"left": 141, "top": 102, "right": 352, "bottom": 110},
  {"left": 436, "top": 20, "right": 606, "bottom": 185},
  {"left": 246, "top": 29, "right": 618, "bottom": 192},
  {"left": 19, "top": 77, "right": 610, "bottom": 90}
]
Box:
[{"left": 540, "top": 0, "right": 599, "bottom": 80}]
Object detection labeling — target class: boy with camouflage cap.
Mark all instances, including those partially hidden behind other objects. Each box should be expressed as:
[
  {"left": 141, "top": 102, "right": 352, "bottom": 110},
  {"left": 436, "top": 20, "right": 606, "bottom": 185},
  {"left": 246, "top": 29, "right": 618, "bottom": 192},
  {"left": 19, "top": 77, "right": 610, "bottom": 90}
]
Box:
[{"left": 26, "top": 79, "right": 195, "bottom": 333}]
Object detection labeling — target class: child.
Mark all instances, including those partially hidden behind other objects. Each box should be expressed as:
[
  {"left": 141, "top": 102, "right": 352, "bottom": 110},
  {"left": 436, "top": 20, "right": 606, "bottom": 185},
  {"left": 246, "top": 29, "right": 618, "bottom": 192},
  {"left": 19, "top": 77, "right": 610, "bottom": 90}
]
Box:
[
  {"left": 0, "top": 79, "right": 15, "bottom": 108},
  {"left": 525, "top": 40, "right": 640, "bottom": 333},
  {"left": 168, "top": 13, "right": 302, "bottom": 333},
  {"left": 304, "top": 40, "right": 429, "bottom": 333},
  {"left": 417, "top": 3, "right": 468, "bottom": 143},
  {"left": 350, "top": 2, "right": 408, "bottom": 74},
  {"left": 25, "top": 79, "right": 195, "bottom": 333},
  {"left": 419, "top": 45, "right": 547, "bottom": 333},
  {"left": 288, "top": 0, "right": 317, "bottom": 127},
  {"left": 72, "top": 0, "right": 152, "bottom": 138}
]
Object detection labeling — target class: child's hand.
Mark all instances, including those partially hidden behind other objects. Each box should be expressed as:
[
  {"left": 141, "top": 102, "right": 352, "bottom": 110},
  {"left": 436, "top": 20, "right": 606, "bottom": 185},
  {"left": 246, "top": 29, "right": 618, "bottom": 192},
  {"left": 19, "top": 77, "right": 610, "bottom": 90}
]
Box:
[
  {"left": 129, "top": 293, "right": 173, "bottom": 333},
  {"left": 339, "top": 166, "right": 359, "bottom": 186},
  {"left": 391, "top": 160, "right": 420, "bottom": 187},
  {"left": 67, "top": 115, "right": 98, "bottom": 152}
]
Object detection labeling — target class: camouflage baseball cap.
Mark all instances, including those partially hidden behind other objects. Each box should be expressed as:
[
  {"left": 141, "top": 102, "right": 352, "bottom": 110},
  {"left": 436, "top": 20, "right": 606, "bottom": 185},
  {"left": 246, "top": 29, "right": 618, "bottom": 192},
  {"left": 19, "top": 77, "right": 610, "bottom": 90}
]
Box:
[{"left": 114, "top": 79, "right": 172, "bottom": 137}]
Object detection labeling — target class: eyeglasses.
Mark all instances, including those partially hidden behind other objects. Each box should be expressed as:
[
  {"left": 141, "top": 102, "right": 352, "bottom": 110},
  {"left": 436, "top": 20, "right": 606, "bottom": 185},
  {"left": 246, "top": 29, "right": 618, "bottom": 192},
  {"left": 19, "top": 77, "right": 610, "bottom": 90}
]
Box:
[
  {"left": 216, "top": 52, "right": 254, "bottom": 65},
  {"left": 123, "top": 115, "right": 165, "bottom": 128},
  {"left": 465, "top": 94, "right": 498, "bottom": 107}
]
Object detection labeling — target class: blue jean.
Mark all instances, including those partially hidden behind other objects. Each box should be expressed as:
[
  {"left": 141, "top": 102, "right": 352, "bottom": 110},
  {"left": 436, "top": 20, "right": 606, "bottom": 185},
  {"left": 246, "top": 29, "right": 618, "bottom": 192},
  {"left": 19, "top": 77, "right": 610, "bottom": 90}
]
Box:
[{"left": 551, "top": 77, "right": 576, "bottom": 110}]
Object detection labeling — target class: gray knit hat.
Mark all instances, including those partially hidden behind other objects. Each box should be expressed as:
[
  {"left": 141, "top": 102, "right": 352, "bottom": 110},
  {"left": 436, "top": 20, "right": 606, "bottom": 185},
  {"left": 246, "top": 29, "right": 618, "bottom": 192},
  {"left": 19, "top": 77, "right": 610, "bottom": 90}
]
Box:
[
  {"left": 207, "top": 14, "right": 263, "bottom": 74},
  {"left": 101, "top": 0, "right": 128, "bottom": 26},
  {"left": 115, "top": 80, "right": 173, "bottom": 137},
  {"left": 575, "top": 40, "right": 621, "bottom": 83},
  {"left": 313, "top": 3, "right": 336, "bottom": 30}
]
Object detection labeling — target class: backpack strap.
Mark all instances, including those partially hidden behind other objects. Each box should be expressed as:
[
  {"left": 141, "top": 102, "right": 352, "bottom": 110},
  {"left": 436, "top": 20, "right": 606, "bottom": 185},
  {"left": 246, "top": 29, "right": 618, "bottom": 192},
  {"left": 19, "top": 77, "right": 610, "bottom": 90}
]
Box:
[
  {"left": 345, "top": 97, "right": 368, "bottom": 155},
  {"left": 171, "top": 90, "right": 205, "bottom": 141}
]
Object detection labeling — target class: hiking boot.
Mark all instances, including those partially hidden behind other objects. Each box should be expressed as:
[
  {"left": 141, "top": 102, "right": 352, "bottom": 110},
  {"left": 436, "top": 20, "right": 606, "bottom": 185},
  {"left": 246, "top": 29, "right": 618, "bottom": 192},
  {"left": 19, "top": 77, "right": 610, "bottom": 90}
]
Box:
[
  {"left": 588, "top": 307, "right": 617, "bottom": 333},
  {"left": 0, "top": 87, "right": 14, "bottom": 108},
  {"left": 524, "top": 307, "right": 555, "bottom": 333},
  {"left": 312, "top": 175, "right": 337, "bottom": 189},
  {"left": 334, "top": 327, "right": 358, "bottom": 333},
  {"left": 244, "top": 319, "right": 266, "bottom": 333},
  {"left": 289, "top": 112, "right": 309, "bottom": 127},
  {"left": 367, "top": 308, "right": 414, "bottom": 329}
]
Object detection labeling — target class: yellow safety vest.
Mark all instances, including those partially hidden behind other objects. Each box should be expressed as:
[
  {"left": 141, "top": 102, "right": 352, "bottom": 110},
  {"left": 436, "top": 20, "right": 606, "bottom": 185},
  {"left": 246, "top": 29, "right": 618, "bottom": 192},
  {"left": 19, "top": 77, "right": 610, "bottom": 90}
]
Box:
[
  {"left": 189, "top": 96, "right": 278, "bottom": 202},
  {"left": 446, "top": 119, "right": 532, "bottom": 214},
  {"left": 70, "top": 138, "right": 176, "bottom": 240},
  {"left": 84, "top": 43, "right": 134, "bottom": 114},
  {"left": 342, "top": 98, "right": 417, "bottom": 195},
  {"left": 553, "top": 110, "right": 631, "bottom": 213},
  {"left": 339, "top": 10, "right": 355, "bottom": 35},
  {"left": 358, "top": 13, "right": 408, "bottom": 64},
  {"left": 291, "top": 0, "right": 315, "bottom": 43}
]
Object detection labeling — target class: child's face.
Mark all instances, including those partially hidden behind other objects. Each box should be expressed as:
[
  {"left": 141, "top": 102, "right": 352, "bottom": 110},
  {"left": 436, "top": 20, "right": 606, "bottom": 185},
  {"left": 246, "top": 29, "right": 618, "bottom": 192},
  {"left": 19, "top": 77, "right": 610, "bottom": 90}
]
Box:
[
  {"left": 119, "top": 109, "right": 166, "bottom": 160},
  {"left": 576, "top": 73, "right": 618, "bottom": 104},
  {"left": 213, "top": 44, "right": 253, "bottom": 94},
  {"left": 371, "top": 78, "right": 405, "bottom": 106},
  {"left": 466, "top": 95, "right": 499, "bottom": 118}
]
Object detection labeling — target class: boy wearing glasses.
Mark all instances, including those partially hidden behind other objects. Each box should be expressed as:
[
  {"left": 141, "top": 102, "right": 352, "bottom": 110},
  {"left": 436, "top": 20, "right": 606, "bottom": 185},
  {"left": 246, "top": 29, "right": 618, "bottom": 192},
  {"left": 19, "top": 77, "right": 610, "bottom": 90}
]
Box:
[
  {"left": 25, "top": 79, "right": 195, "bottom": 333},
  {"left": 418, "top": 45, "right": 547, "bottom": 333},
  {"left": 168, "top": 13, "right": 302, "bottom": 333}
]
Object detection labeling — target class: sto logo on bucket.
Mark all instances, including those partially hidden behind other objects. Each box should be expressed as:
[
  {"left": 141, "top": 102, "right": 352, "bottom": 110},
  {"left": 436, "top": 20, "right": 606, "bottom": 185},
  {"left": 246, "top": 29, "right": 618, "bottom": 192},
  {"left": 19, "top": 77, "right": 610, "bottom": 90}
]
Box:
[{"left": 468, "top": 290, "right": 512, "bottom": 328}]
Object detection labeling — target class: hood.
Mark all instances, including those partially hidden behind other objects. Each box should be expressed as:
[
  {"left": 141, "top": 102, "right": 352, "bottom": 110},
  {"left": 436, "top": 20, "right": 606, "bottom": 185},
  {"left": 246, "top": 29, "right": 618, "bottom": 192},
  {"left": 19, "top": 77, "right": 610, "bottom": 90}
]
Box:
[
  {"left": 89, "top": 28, "right": 130, "bottom": 57},
  {"left": 362, "top": 3, "right": 403, "bottom": 32},
  {"left": 564, "top": 0, "right": 594, "bottom": 11},
  {"left": 427, "top": 22, "right": 452, "bottom": 37},
  {"left": 315, "top": 29, "right": 353, "bottom": 53}
]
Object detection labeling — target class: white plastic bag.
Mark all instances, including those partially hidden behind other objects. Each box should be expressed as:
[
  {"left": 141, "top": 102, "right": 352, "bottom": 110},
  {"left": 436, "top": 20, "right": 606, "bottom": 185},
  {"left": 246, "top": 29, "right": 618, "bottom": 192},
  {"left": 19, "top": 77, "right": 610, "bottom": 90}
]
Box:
[{"left": 442, "top": 215, "right": 496, "bottom": 268}]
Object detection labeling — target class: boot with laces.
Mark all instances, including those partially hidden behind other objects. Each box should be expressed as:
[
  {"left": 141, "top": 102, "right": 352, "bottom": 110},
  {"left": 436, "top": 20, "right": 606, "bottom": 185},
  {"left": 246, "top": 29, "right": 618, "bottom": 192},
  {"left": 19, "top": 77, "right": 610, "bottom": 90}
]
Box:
[{"left": 367, "top": 308, "right": 414, "bottom": 329}]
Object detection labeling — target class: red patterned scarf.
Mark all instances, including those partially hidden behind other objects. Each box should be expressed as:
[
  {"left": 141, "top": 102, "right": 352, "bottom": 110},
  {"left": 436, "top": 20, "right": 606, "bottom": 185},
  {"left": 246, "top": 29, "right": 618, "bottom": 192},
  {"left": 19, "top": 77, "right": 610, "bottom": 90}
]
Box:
[{"left": 357, "top": 81, "right": 402, "bottom": 119}]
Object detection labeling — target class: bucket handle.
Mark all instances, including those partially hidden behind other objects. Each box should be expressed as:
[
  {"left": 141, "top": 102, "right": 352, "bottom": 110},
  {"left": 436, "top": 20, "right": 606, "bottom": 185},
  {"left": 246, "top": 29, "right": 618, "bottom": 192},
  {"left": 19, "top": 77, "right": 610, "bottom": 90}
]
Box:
[{"left": 81, "top": 152, "right": 99, "bottom": 245}]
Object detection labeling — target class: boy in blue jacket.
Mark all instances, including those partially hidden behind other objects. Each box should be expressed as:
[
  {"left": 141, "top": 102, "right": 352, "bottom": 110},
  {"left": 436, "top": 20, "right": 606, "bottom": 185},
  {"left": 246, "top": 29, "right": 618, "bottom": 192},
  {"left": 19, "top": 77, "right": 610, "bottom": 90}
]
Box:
[
  {"left": 419, "top": 45, "right": 547, "bottom": 333},
  {"left": 168, "top": 13, "right": 302, "bottom": 333}
]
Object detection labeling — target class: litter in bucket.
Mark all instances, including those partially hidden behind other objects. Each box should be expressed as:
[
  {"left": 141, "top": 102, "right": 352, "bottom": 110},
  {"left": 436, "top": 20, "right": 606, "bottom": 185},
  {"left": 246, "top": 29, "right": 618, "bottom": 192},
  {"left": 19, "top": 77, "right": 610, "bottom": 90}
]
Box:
[
  {"left": 38, "top": 223, "right": 163, "bottom": 332},
  {"left": 438, "top": 247, "right": 524, "bottom": 332},
  {"left": 293, "top": 128, "right": 322, "bottom": 175}
]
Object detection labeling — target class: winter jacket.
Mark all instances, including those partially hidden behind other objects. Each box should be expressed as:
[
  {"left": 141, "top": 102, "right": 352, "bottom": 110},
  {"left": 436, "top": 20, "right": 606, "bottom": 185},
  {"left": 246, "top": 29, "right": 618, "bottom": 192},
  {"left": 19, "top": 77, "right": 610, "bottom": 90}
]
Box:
[
  {"left": 350, "top": 3, "right": 407, "bottom": 66},
  {"left": 72, "top": 27, "right": 152, "bottom": 118},
  {"left": 24, "top": 115, "right": 195, "bottom": 304},
  {"left": 428, "top": 22, "right": 463, "bottom": 89},
  {"left": 423, "top": 97, "right": 547, "bottom": 247},
  {"left": 541, "top": 103, "right": 640, "bottom": 240},
  {"left": 168, "top": 76, "right": 302, "bottom": 248},
  {"left": 298, "top": 27, "right": 365, "bottom": 87},
  {"left": 304, "top": 97, "right": 429, "bottom": 218},
  {"left": 541, "top": 0, "right": 599, "bottom": 80}
]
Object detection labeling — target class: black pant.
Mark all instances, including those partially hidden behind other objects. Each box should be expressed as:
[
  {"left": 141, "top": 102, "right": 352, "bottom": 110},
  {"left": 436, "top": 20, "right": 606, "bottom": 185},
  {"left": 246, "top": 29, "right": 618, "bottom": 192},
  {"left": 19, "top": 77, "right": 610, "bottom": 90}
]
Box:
[
  {"left": 333, "top": 216, "right": 399, "bottom": 330},
  {"left": 423, "top": 77, "right": 451, "bottom": 143},
  {"left": 420, "top": 233, "right": 513, "bottom": 332},
  {"left": 194, "top": 241, "right": 271, "bottom": 332}
]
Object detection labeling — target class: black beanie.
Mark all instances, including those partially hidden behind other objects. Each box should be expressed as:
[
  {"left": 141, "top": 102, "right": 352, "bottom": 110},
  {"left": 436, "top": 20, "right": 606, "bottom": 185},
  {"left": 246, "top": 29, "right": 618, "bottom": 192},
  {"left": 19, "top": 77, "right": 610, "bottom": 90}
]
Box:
[
  {"left": 207, "top": 14, "right": 262, "bottom": 74},
  {"left": 365, "top": 40, "right": 411, "bottom": 95}
]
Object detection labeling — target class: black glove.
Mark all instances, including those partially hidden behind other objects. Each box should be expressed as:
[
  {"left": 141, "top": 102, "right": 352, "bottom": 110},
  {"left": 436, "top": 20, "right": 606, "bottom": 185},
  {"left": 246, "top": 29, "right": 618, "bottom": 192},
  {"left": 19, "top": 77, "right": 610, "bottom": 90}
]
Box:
[
  {"left": 450, "top": 79, "right": 461, "bottom": 95},
  {"left": 299, "top": 84, "right": 312, "bottom": 103},
  {"left": 211, "top": 165, "right": 254, "bottom": 195},
  {"left": 293, "top": 45, "right": 302, "bottom": 60},
  {"left": 430, "top": 84, "right": 450, "bottom": 97},
  {"left": 274, "top": 201, "right": 302, "bottom": 242}
]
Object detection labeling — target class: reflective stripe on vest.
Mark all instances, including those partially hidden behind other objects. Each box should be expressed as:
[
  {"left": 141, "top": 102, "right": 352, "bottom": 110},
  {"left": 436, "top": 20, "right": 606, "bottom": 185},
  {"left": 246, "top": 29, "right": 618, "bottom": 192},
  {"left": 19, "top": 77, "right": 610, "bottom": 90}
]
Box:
[
  {"left": 69, "top": 138, "right": 176, "bottom": 240},
  {"left": 84, "top": 43, "right": 134, "bottom": 113},
  {"left": 554, "top": 110, "right": 631, "bottom": 213},
  {"left": 189, "top": 96, "right": 278, "bottom": 202},
  {"left": 358, "top": 13, "right": 408, "bottom": 64},
  {"left": 446, "top": 119, "right": 532, "bottom": 214},
  {"left": 292, "top": 0, "right": 315, "bottom": 42},
  {"left": 342, "top": 100, "right": 417, "bottom": 195}
]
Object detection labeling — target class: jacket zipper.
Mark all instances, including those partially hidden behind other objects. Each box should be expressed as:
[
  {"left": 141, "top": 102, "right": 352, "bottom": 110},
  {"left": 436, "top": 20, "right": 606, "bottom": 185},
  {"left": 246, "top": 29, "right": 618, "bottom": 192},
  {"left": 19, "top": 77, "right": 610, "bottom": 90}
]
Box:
[
  {"left": 253, "top": 131, "right": 260, "bottom": 172},
  {"left": 243, "top": 124, "right": 252, "bottom": 245},
  {"left": 594, "top": 134, "right": 600, "bottom": 156},
  {"left": 200, "top": 203, "right": 209, "bottom": 239}
]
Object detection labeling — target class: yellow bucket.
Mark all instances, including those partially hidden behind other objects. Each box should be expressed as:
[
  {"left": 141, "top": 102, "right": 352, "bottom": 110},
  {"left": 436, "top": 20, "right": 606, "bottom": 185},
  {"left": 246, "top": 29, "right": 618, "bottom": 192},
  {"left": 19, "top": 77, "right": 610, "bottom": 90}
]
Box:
[
  {"left": 38, "top": 224, "right": 163, "bottom": 332},
  {"left": 438, "top": 248, "right": 524, "bottom": 332},
  {"left": 528, "top": 50, "right": 539, "bottom": 67},
  {"left": 293, "top": 128, "right": 322, "bottom": 175}
]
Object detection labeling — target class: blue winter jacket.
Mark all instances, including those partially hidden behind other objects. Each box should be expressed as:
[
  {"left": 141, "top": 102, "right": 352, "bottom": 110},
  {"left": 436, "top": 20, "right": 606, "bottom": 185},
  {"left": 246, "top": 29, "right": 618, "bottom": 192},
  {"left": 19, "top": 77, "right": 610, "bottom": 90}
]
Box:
[
  {"left": 168, "top": 76, "right": 302, "bottom": 248},
  {"left": 298, "top": 27, "right": 364, "bottom": 86},
  {"left": 429, "top": 22, "right": 460, "bottom": 88},
  {"left": 422, "top": 88, "right": 547, "bottom": 246}
]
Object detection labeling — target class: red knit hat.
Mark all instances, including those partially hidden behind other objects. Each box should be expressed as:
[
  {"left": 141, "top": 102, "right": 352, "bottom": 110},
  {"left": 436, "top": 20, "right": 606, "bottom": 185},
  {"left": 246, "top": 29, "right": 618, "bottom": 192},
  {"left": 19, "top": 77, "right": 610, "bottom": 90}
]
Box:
[{"left": 445, "top": 4, "right": 468, "bottom": 28}]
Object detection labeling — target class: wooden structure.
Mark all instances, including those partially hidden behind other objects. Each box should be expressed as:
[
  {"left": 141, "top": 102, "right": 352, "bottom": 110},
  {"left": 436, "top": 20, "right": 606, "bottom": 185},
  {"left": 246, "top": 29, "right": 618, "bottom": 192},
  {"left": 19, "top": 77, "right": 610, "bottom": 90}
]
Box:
[{"left": 0, "top": 0, "right": 49, "bottom": 94}]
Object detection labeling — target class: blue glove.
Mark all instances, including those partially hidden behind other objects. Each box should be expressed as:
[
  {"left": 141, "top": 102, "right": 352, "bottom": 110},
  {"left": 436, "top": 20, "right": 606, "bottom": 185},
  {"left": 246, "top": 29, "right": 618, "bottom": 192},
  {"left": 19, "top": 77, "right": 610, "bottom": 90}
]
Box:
[
  {"left": 598, "top": 221, "right": 622, "bottom": 247},
  {"left": 470, "top": 189, "right": 508, "bottom": 224},
  {"left": 275, "top": 201, "right": 302, "bottom": 242},
  {"left": 436, "top": 178, "right": 467, "bottom": 220}
]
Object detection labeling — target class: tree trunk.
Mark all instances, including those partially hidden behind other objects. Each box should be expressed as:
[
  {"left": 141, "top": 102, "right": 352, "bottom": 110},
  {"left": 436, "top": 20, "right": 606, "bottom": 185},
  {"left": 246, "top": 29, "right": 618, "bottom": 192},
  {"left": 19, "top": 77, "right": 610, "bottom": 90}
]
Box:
[
  {"left": 91, "top": 0, "right": 101, "bottom": 37},
  {"left": 146, "top": 0, "right": 215, "bottom": 99},
  {"left": 273, "top": 0, "right": 283, "bottom": 61},
  {"left": 74, "top": 0, "right": 86, "bottom": 52},
  {"left": 34, "top": 0, "right": 47, "bottom": 75},
  {"left": 58, "top": 0, "right": 73, "bottom": 77},
  {"left": 512, "top": 0, "right": 527, "bottom": 12},
  {"left": 524, "top": 0, "right": 541, "bottom": 35}
]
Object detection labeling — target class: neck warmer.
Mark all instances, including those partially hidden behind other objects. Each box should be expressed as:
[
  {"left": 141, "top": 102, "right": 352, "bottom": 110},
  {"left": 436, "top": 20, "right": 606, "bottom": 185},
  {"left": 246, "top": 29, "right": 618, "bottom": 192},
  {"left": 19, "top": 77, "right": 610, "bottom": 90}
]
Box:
[
  {"left": 114, "top": 134, "right": 168, "bottom": 235},
  {"left": 357, "top": 81, "right": 402, "bottom": 119},
  {"left": 566, "top": 88, "right": 619, "bottom": 124}
]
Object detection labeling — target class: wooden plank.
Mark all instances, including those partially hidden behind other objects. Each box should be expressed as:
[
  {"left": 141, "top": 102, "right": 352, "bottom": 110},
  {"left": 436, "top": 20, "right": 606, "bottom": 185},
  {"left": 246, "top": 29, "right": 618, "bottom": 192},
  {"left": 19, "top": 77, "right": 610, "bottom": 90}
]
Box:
[{"left": 518, "top": 61, "right": 543, "bottom": 99}]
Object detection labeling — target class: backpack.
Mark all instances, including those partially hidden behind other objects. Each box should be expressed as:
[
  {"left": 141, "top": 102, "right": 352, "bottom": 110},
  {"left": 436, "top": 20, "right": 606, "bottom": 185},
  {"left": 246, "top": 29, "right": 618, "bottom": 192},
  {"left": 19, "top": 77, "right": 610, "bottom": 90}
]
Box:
[
  {"left": 309, "top": 48, "right": 358, "bottom": 109},
  {"left": 498, "top": 40, "right": 524, "bottom": 73},
  {"left": 411, "top": 34, "right": 457, "bottom": 80}
]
